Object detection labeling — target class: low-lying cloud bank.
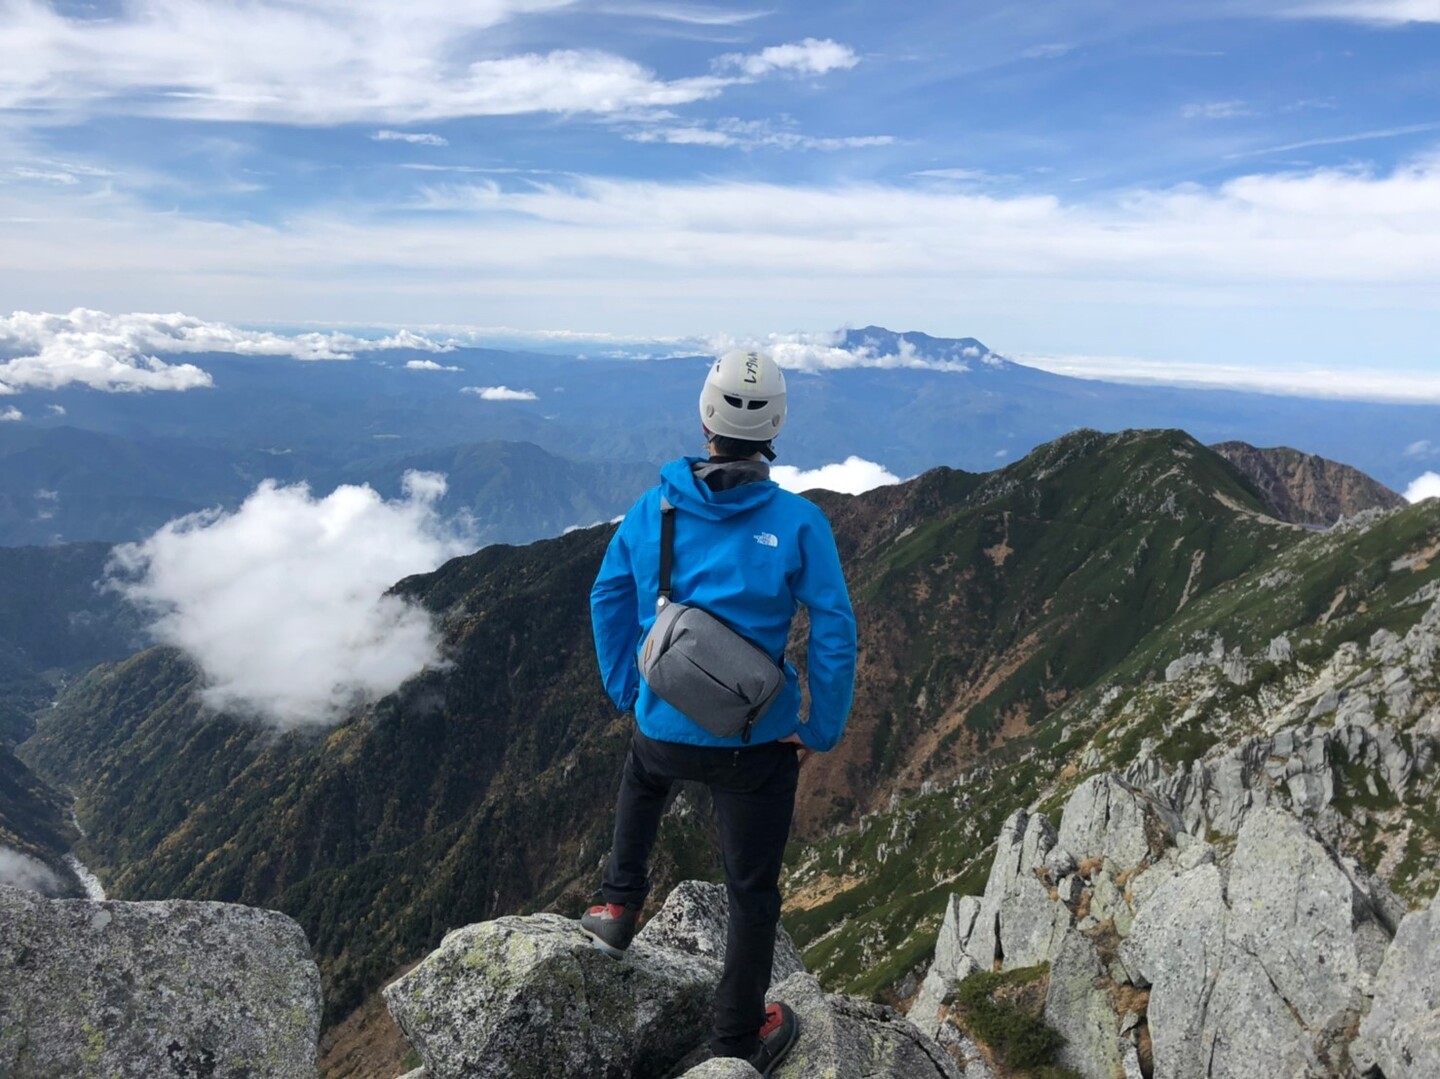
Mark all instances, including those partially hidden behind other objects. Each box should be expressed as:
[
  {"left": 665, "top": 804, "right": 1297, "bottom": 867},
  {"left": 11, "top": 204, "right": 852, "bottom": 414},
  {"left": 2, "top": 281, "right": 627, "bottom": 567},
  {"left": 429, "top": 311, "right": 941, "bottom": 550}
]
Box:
[
  {"left": 772, "top": 457, "right": 904, "bottom": 496},
  {"left": 109, "top": 472, "right": 474, "bottom": 728},
  {"left": 0, "top": 309, "right": 454, "bottom": 394},
  {"left": 712, "top": 331, "right": 989, "bottom": 374},
  {"left": 462, "top": 384, "right": 539, "bottom": 401},
  {"left": 1405, "top": 472, "right": 1440, "bottom": 503},
  {"left": 0, "top": 848, "right": 61, "bottom": 895}
]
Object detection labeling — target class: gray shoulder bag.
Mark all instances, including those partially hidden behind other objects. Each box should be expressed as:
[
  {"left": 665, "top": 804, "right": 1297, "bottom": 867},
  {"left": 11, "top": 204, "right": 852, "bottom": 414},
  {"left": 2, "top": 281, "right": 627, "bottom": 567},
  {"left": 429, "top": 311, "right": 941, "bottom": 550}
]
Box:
[{"left": 638, "top": 499, "right": 785, "bottom": 743}]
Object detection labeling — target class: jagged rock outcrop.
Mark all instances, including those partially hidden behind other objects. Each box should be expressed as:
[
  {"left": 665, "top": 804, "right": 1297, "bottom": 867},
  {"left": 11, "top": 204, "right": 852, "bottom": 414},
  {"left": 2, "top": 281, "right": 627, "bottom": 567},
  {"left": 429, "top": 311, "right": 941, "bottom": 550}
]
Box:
[
  {"left": 0, "top": 884, "right": 322, "bottom": 1078},
  {"left": 385, "top": 912, "right": 719, "bottom": 1079},
  {"left": 1209, "top": 441, "right": 1405, "bottom": 526},
  {"left": 766, "top": 972, "right": 961, "bottom": 1078},
  {"left": 910, "top": 770, "right": 1434, "bottom": 1079},
  {"left": 1123, "top": 808, "right": 1396, "bottom": 1079},
  {"left": 388, "top": 880, "right": 958, "bottom": 1079},
  {"left": 635, "top": 880, "right": 805, "bottom": 983},
  {"left": 1355, "top": 884, "right": 1440, "bottom": 1079}
]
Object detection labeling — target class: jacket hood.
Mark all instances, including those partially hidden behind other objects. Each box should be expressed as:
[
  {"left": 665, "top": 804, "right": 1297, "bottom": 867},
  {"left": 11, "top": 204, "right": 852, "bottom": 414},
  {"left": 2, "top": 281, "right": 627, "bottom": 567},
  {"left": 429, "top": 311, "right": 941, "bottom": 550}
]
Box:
[{"left": 660, "top": 456, "right": 779, "bottom": 521}]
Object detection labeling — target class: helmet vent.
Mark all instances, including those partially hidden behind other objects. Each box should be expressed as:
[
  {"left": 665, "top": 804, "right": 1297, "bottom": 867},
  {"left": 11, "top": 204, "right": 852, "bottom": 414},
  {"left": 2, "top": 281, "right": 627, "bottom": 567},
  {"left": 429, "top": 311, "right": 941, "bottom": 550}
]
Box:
[
  {"left": 746, "top": 399, "right": 768, "bottom": 410},
  {"left": 723, "top": 394, "right": 744, "bottom": 408}
]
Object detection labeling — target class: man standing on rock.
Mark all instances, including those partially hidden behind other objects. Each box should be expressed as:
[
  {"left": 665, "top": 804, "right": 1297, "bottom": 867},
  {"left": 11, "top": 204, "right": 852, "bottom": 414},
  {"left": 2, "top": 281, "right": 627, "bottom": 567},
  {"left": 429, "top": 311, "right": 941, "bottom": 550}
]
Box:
[{"left": 585, "top": 348, "right": 857, "bottom": 1075}]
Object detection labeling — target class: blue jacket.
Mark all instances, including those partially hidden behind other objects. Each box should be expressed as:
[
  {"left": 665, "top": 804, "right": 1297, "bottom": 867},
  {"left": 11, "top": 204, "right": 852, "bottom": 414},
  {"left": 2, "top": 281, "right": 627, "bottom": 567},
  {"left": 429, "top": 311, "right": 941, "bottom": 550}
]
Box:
[{"left": 590, "top": 458, "right": 857, "bottom": 750}]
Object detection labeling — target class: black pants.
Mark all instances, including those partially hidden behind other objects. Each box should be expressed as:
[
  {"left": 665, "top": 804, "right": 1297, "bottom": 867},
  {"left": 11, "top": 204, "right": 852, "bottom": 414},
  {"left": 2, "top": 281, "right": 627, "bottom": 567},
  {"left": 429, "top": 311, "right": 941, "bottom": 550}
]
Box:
[{"left": 602, "top": 729, "right": 801, "bottom": 1059}]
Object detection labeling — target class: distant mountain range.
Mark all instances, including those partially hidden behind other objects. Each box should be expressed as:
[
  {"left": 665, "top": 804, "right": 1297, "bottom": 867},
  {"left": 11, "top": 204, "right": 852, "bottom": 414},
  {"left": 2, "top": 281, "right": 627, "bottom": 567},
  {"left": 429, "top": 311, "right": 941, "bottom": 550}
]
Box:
[
  {"left": 17, "top": 429, "right": 1434, "bottom": 1044},
  {"left": 0, "top": 325, "right": 1434, "bottom": 547}
]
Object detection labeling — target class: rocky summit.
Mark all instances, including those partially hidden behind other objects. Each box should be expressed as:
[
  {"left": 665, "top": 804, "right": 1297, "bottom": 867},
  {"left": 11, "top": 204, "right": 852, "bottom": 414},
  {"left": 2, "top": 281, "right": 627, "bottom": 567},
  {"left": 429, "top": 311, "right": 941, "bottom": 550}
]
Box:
[
  {"left": 384, "top": 880, "right": 959, "bottom": 1079},
  {"left": 0, "top": 884, "right": 322, "bottom": 1078}
]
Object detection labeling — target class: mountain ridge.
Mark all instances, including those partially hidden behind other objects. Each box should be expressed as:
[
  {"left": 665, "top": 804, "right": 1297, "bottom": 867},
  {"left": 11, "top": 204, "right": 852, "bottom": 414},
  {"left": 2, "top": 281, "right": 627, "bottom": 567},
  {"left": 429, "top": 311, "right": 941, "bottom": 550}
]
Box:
[{"left": 17, "top": 427, "right": 1362, "bottom": 1030}]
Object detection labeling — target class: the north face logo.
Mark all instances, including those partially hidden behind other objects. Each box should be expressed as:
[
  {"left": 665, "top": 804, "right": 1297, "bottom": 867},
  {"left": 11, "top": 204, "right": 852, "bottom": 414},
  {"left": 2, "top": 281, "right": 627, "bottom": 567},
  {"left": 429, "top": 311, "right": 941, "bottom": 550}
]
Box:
[{"left": 754, "top": 532, "right": 778, "bottom": 548}]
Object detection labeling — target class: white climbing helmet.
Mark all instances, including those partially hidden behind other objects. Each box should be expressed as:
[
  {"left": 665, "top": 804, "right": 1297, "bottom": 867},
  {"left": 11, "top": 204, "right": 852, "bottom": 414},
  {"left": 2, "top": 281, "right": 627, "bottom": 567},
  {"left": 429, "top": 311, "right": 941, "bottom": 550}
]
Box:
[{"left": 699, "top": 349, "right": 787, "bottom": 444}]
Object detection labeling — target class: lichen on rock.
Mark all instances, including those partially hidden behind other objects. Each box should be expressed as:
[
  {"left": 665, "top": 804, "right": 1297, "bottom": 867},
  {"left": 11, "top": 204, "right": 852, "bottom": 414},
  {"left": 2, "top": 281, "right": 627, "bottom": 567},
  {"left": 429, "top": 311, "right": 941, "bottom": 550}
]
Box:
[{"left": 0, "top": 884, "right": 322, "bottom": 1079}]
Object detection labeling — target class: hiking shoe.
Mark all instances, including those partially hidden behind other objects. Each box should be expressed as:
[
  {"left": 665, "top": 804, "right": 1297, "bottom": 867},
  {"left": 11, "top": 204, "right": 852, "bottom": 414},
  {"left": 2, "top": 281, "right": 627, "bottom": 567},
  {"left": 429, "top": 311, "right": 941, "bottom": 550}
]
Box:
[
  {"left": 579, "top": 902, "right": 640, "bottom": 958},
  {"left": 747, "top": 1002, "right": 799, "bottom": 1076}
]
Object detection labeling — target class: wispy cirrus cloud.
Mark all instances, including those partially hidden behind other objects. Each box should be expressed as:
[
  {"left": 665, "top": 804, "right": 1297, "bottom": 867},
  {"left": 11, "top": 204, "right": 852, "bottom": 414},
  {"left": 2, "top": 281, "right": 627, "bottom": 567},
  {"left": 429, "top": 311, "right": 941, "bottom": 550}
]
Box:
[
  {"left": 1183, "top": 100, "right": 1254, "bottom": 120},
  {"left": 595, "top": 2, "right": 774, "bottom": 25},
  {"left": 0, "top": 3, "right": 856, "bottom": 126},
  {"left": 1228, "top": 121, "right": 1440, "bottom": 158},
  {"left": 626, "top": 117, "right": 892, "bottom": 151},
  {"left": 1280, "top": 1, "right": 1440, "bottom": 25},
  {"left": 1021, "top": 43, "right": 1074, "bottom": 60},
  {"left": 0, "top": 1, "right": 721, "bottom": 125},
  {"left": 373, "top": 130, "right": 449, "bottom": 146}
]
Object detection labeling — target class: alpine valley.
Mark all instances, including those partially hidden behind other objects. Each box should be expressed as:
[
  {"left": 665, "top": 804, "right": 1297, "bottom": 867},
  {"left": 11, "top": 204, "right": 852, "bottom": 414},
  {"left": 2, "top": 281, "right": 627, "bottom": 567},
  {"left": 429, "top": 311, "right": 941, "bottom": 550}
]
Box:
[{"left": 7, "top": 419, "right": 1438, "bottom": 1078}]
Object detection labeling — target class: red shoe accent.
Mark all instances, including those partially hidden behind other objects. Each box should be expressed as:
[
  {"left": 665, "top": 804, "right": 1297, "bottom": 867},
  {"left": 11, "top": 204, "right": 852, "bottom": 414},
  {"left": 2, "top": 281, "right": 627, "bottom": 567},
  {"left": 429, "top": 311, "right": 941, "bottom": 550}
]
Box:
[
  {"left": 758, "top": 1003, "right": 784, "bottom": 1038},
  {"left": 587, "top": 903, "right": 629, "bottom": 919}
]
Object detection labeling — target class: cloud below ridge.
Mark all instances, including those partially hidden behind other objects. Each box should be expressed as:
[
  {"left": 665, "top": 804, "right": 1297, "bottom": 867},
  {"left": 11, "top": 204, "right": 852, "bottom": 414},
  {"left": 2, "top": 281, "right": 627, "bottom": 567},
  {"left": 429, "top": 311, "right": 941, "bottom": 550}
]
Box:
[
  {"left": 108, "top": 472, "right": 474, "bottom": 728},
  {"left": 0, "top": 848, "right": 61, "bottom": 895},
  {"left": 0, "top": 309, "right": 454, "bottom": 394},
  {"left": 772, "top": 457, "right": 903, "bottom": 496},
  {"left": 714, "top": 330, "right": 977, "bottom": 372},
  {"left": 1405, "top": 472, "right": 1440, "bottom": 503},
  {"left": 463, "top": 384, "right": 539, "bottom": 400}
]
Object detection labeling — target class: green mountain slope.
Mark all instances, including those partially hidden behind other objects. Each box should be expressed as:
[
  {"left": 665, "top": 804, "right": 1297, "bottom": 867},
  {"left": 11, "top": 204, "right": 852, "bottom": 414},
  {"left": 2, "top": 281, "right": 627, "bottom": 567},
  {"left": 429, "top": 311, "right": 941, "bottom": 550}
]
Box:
[
  {"left": 784, "top": 497, "right": 1440, "bottom": 1002},
  {"left": 0, "top": 543, "right": 142, "bottom": 745},
  {"left": 17, "top": 429, "right": 1366, "bottom": 1027}
]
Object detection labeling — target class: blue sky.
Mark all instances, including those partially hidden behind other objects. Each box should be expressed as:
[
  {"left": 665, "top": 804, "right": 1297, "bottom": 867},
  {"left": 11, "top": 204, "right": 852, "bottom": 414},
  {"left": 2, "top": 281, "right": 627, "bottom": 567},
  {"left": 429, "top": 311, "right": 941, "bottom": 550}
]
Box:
[{"left": 1, "top": 0, "right": 1438, "bottom": 392}]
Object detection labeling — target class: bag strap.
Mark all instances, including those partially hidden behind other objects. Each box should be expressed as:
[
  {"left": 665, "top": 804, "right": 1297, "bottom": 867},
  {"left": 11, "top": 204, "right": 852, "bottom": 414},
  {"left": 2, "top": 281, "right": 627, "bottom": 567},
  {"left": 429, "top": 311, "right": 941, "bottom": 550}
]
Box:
[{"left": 657, "top": 498, "right": 675, "bottom": 611}]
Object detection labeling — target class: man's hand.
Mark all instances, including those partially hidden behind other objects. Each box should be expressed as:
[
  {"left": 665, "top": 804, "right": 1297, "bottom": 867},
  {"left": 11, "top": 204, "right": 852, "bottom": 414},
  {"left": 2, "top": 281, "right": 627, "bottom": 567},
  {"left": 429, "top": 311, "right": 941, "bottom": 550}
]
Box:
[{"left": 779, "top": 732, "right": 813, "bottom": 766}]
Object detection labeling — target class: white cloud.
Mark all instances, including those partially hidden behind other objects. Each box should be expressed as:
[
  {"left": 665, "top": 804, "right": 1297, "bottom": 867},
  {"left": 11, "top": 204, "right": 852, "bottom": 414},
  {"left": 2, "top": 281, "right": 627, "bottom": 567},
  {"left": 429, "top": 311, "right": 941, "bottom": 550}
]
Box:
[
  {"left": 9, "top": 166, "right": 79, "bottom": 185},
  {"left": 1021, "top": 43, "right": 1074, "bottom": 60},
  {"left": 1016, "top": 351, "right": 1440, "bottom": 403},
  {"left": 1405, "top": 439, "right": 1435, "bottom": 457},
  {"left": 47, "top": 404, "right": 65, "bottom": 415},
  {"left": 596, "top": 2, "right": 771, "bottom": 25},
  {"left": 462, "top": 384, "right": 539, "bottom": 400},
  {"left": 0, "top": 1, "right": 733, "bottom": 125},
  {"left": 627, "top": 117, "right": 892, "bottom": 152},
  {"left": 716, "top": 38, "right": 859, "bottom": 78},
  {"left": 406, "top": 358, "right": 462, "bottom": 371},
  {"left": 1182, "top": 100, "right": 1253, "bottom": 119},
  {"left": 35, "top": 487, "right": 57, "bottom": 521},
  {"left": 1404, "top": 472, "right": 1440, "bottom": 502},
  {"left": 0, "top": 848, "right": 61, "bottom": 895},
  {"left": 772, "top": 456, "right": 903, "bottom": 496},
  {"left": 1282, "top": 1, "right": 1440, "bottom": 24},
  {"left": 8, "top": 158, "right": 1440, "bottom": 346},
  {"left": 0, "top": 309, "right": 454, "bottom": 393},
  {"left": 373, "top": 130, "right": 449, "bottom": 146},
  {"left": 108, "top": 472, "right": 473, "bottom": 728},
  {"left": 393, "top": 156, "right": 1440, "bottom": 289},
  {"left": 0, "top": 406, "right": 21, "bottom": 421},
  {"left": 1229, "top": 121, "right": 1440, "bottom": 159},
  {"left": 713, "top": 330, "right": 975, "bottom": 372},
  {"left": 911, "top": 168, "right": 1007, "bottom": 183}
]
